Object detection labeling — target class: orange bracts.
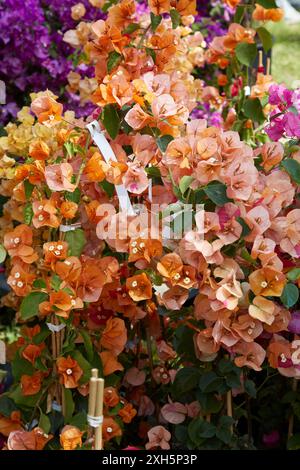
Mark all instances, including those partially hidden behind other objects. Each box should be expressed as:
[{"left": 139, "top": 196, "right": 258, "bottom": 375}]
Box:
[{"left": 57, "top": 356, "right": 83, "bottom": 388}]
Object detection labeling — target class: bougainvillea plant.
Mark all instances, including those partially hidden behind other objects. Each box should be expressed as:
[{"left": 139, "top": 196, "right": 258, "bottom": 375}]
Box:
[
  {"left": 1, "top": 0, "right": 300, "bottom": 452},
  {"left": 0, "top": 0, "right": 229, "bottom": 126},
  {"left": 0, "top": 0, "right": 105, "bottom": 125}
]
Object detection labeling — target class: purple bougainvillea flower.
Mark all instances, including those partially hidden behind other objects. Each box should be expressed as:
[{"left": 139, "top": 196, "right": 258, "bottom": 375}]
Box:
[
  {"left": 262, "top": 430, "right": 280, "bottom": 448},
  {"left": 288, "top": 312, "right": 300, "bottom": 334}
]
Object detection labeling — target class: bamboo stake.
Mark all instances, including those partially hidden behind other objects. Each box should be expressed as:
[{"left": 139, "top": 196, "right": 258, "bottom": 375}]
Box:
[
  {"left": 288, "top": 378, "right": 298, "bottom": 439},
  {"left": 87, "top": 375, "right": 98, "bottom": 443},
  {"left": 227, "top": 390, "right": 233, "bottom": 433},
  {"left": 87, "top": 370, "right": 105, "bottom": 450},
  {"left": 266, "top": 57, "right": 271, "bottom": 76},
  {"left": 258, "top": 50, "right": 263, "bottom": 69},
  {"left": 94, "top": 378, "right": 104, "bottom": 450},
  {"left": 51, "top": 314, "right": 57, "bottom": 360},
  {"left": 88, "top": 378, "right": 98, "bottom": 418}
]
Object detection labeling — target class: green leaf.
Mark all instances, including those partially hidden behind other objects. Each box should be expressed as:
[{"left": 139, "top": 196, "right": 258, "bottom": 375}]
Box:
[
  {"left": 288, "top": 433, "right": 300, "bottom": 450},
  {"left": 150, "top": 12, "right": 162, "bottom": 31},
  {"left": 102, "top": 104, "right": 120, "bottom": 140},
  {"left": 65, "top": 229, "right": 86, "bottom": 257},
  {"left": 216, "top": 416, "right": 234, "bottom": 444},
  {"left": 188, "top": 418, "right": 216, "bottom": 444},
  {"left": 280, "top": 283, "right": 299, "bottom": 308},
  {"left": 173, "top": 325, "right": 197, "bottom": 362},
  {"left": 51, "top": 274, "right": 62, "bottom": 291},
  {"left": 241, "top": 248, "right": 256, "bottom": 265},
  {"left": 33, "top": 279, "right": 47, "bottom": 289},
  {"left": 146, "top": 47, "right": 156, "bottom": 62},
  {"left": 175, "top": 425, "right": 188, "bottom": 443},
  {"left": 199, "top": 372, "right": 224, "bottom": 393},
  {"left": 39, "top": 411, "right": 51, "bottom": 434},
  {"left": 157, "top": 134, "right": 174, "bottom": 153},
  {"left": 0, "top": 396, "right": 17, "bottom": 417},
  {"left": 64, "top": 142, "right": 75, "bottom": 158},
  {"left": 9, "top": 385, "right": 42, "bottom": 407},
  {"left": 288, "top": 268, "right": 300, "bottom": 282},
  {"left": 256, "top": 0, "right": 277, "bottom": 7},
  {"left": 225, "top": 373, "right": 241, "bottom": 389},
  {"left": 35, "top": 357, "right": 49, "bottom": 372},
  {"left": 145, "top": 166, "right": 161, "bottom": 178},
  {"left": 33, "top": 325, "right": 51, "bottom": 345},
  {"left": 256, "top": 27, "right": 273, "bottom": 53},
  {"left": 71, "top": 350, "right": 92, "bottom": 384},
  {"left": 170, "top": 8, "right": 181, "bottom": 28},
  {"left": 99, "top": 180, "right": 115, "bottom": 199},
  {"left": 243, "top": 98, "right": 265, "bottom": 124},
  {"left": 12, "top": 351, "right": 35, "bottom": 380},
  {"left": 63, "top": 388, "right": 75, "bottom": 423},
  {"left": 281, "top": 159, "right": 300, "bottom": 184},
  {"left": 102, "top": 0, "right": 118, "bottom": 13},
  {"left": 204, "top": 181, "right": 231, "bottom": 206},
  {"left": 196, "top": 392, "right": 224, "bottom": 414},
  {"left": 80, "top": 330, "right": 94, "bottom": 363},
  {"left": 179, "top": 176, "right": 194, "bottom": 195},
  {"left": 236, "top": 217, "right": 251, "bottom": 237},
  {"left": 65, "top": 188, "right": 81, "bottom": 204},
  {"left": 0, "top": 244, "right": 7, "bottom": 264},
  {"left": 24, "top": 180, "right": 34, "bottom": 200},
  {"left": 282, "top": 390, "right": 298, "bottom": 404},
  {"left": 123, "top": 23, "right": 140, "bottom": 34},
  {"left": 107, "top": 51, "right": 122, "bottom": 73},
  {"left": 20, "top": 292, "right": 48, "bottom": 320},
  {"left": 244, "top": 379, "right": 257, "bottom": 398},
  {"left": 70, "top": 411, "right": 87, "bottom": 430},
  {"left": 172, "top": 367, "right": 202, "bottom": 398},
  {"left": 23, "top": 203, "right": 33, "bottom": 225},
  {"left": 235, "top": 43, "right": 258, "bottom": 67},
  {"left": 234, "top": 5, "right": 245, "bottom": 23}
]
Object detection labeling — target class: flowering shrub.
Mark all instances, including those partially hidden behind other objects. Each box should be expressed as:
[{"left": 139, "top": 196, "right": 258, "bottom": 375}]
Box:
[
  {"left": 0, "top": 0, "right": 234, "bottom": 126},
  {"left": 1, "top": 0, "right": 300, "bottom": 452},
  {"left": 0, "top": 0, "right": 104, "bottom": 124}
]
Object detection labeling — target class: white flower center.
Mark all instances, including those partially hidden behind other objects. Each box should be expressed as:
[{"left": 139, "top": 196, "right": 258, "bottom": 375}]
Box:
[{"left": 280, "top": 353, "right": 287, "bottom": 363}]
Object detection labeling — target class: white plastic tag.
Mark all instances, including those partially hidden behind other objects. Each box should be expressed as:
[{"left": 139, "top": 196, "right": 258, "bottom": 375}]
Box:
[{"left": 86, "top": 120, "right": 135, "bottom": 216}]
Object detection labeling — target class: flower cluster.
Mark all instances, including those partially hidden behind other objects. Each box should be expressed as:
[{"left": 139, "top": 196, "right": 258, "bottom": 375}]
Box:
[
  {"left": 0, "top": 0, "right": 104, "bottom": 124},
  {"left": 266, "top": 84, "right": 300, "bottom": 141},
  {"left": 1, "top": 0, "right": 300, "bottom": 452}
]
